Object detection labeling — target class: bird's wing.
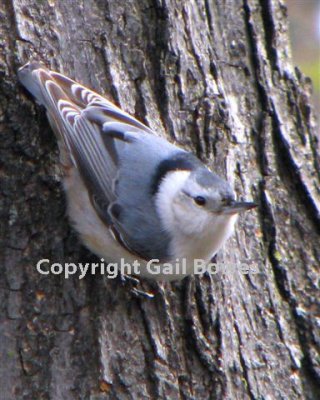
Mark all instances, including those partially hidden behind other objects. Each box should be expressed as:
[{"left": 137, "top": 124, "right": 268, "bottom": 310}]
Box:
[{"left": 18, "top": 62, "right": 159, "bottom": 259}]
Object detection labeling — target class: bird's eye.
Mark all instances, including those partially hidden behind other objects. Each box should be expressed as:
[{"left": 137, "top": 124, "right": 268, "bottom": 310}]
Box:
[{"left": 194, "top": 196, "right": 206, "bottom": 206}]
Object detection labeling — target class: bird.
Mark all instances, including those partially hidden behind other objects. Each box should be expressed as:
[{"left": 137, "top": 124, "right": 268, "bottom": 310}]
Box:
[{"left": 18, "top": 62, "right": 256, "bottom": 281}]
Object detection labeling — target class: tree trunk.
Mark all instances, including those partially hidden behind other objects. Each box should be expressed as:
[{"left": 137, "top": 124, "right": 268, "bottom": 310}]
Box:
[{"left": 1, "top": 0, "right": 319, "bottom": 399}]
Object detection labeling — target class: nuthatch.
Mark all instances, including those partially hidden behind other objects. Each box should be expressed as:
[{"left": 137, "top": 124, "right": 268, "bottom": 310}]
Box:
[{"left": 18, "top": 62, "right": 256, "bottom": 281}]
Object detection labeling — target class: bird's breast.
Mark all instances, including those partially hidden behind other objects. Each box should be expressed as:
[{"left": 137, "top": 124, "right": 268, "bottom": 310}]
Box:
[{"left": 171, "top": 214, "right": 238, "bottom": 266}]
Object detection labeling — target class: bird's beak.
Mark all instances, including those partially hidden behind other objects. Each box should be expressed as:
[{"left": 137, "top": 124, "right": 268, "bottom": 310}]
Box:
[{"left": 221, "top": 201, "right": 257, "bottom": 215}]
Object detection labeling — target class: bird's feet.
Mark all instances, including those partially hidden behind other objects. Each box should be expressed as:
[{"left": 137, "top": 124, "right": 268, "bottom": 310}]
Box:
[{"left": 119, "top": 274, "right": 155, "bottom": 299}]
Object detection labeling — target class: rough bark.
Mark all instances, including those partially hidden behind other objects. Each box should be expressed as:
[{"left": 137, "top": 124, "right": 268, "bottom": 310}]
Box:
[{"left": 0, "top": 0, "right": 319, "bottom": 399}]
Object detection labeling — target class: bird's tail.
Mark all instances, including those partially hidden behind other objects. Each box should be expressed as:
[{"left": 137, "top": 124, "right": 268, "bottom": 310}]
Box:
[
  {"left": 18, "top": 61, "right": 108, "bottom": 109},
  {"left": 18, "top": 61, "right": 153, "bottom": 167},
  {"left": 18, "top": 61, "right": 114, "bottom": 167}
]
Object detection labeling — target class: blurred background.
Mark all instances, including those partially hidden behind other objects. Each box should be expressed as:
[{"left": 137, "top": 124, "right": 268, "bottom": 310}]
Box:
[{"left": 287, "top": 0, "right": 320, "bottom": 117}]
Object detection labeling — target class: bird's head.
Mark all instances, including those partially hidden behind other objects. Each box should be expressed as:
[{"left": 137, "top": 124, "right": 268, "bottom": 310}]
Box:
[{"left": 155, "top": 167, "right": 256, "bottom": 238}]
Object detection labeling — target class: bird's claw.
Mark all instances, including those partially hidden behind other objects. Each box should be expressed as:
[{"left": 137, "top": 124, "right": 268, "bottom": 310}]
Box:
[{"left": 119, "top": 274, "right": 155, "bottom": 299}]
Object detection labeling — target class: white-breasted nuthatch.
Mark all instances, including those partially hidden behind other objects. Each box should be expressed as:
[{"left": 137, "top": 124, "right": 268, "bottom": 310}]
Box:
[{"left": 18, "top": 62, "right": 256, "bottom": 281}]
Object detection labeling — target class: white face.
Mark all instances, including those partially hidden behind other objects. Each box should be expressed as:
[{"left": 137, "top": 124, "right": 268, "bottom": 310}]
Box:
[
  {"left": 172, "top": 188, "right": 217, "bottom": 236},
  {"left": 155, "top": 170, "right": 236, "bottom": 237},
  {"left": 155, "top": 170, "right": 239, "bottom": 261}
]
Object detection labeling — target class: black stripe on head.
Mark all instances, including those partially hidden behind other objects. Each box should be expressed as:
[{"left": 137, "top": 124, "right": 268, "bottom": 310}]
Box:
[{"left": 151, "top": 151, "right": 202, "bottom": 195}]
